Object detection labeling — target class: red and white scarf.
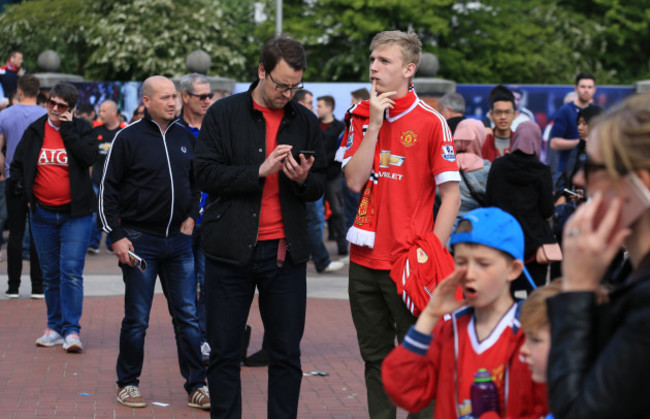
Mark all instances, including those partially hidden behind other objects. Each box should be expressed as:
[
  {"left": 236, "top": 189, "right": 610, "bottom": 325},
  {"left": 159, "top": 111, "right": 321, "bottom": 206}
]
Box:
[{"left": 343, "top": 87, "right": 419, "bottom": 249}]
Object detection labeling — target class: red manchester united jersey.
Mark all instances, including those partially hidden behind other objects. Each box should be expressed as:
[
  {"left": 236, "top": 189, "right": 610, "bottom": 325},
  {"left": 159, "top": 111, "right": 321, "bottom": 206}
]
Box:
[{"left": 342, "top": 89, "right": 460, "bottom": 270}]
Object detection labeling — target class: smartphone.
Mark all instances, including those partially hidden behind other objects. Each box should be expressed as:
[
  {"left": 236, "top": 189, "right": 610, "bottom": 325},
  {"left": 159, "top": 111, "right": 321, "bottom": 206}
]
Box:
[
  {"left": 128, "top": 250, "right": 147, "bottom": 271},
  {"left": 593, "top": 172, "right": 650, "bottom": 230},
  {"left": 564, "top": 188, "right": 584, "bottom": 199},
  {"left": 293, "top": 150, "right": 315, "bottom": 160}
]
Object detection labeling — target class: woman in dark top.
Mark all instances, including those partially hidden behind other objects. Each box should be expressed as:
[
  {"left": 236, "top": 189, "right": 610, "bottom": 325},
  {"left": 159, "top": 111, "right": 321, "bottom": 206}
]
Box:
[
  {"left": 486, "top": 120, "right": 555, "bottom": 288},
  {"left": 546, "top": 93, "right": 650, "bottom": 418},
  {"left": 11, "top": 82, "right": 97, "bottom": 353}
]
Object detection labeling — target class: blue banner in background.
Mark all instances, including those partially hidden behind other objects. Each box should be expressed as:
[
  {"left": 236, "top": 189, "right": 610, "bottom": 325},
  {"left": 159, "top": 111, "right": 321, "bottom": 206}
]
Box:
[
  {"left": 456, "top": 84, "right": 635, "bottom": 128},
  {"left": 71, "top": 81, "right": 635, "bottom": 128}
]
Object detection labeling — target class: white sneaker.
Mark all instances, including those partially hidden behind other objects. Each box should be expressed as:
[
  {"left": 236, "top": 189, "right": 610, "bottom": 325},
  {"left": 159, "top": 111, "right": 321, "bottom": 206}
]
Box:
[
  {"left": 321, "top": 260, "right": 344, "bottom": 273},
  {"left": 36, "top": 329, "right": 64, "bottom": 347},
  {"left": 63, "top": 333, "right": 83, "bottom": 353}
]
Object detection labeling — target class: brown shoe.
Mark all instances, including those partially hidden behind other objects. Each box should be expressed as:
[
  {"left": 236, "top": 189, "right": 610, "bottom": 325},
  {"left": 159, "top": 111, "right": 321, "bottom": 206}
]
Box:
[
  {"left": 188, "top": 385, "right": 210, "bottom": 410},
  {"left": 117, "top": 385, "right": 146, "bottom": 408}
]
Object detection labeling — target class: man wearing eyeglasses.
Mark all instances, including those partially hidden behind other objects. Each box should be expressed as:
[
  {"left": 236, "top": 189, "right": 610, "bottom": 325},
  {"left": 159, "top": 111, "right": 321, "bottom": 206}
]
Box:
[
  {"left": 482, "top": 92, "right": 518, "bottom": 162},
  {"left": 195, "top": 35, "right": 326, "bottom": 418},
  {"left": 179, "top": 73, "right": 212, "bottom": 136},
  {"left": 178, "top": 72, "right": 213, "bottom": 365}
]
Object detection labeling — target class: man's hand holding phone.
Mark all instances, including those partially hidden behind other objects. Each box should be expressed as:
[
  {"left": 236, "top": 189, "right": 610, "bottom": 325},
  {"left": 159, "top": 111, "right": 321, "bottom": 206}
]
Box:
[
  {"left": 259, "top": 144, "right": 292, "bottom": 178},
  {"left": 283, "top": 150, "right": 314, "bottom": 184},
  {"left": 112, "top": 237, "right": 135, "bottom": 268}
]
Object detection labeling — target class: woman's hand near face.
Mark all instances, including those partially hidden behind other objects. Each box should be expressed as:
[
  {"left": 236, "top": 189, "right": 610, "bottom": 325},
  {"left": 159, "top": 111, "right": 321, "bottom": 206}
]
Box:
[{"left": 561, "top": 193, "right": 630, "bottom": 292}]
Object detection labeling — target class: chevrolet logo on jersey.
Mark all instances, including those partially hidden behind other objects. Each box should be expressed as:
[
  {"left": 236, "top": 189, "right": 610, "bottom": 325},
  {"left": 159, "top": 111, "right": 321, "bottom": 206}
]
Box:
[{"left": 379, "top": 151, "right": 405, "bottom": 168}]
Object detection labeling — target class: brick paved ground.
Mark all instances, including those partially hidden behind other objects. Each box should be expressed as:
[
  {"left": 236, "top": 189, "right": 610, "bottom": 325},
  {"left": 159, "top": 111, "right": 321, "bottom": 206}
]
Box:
[{"left": 0, "top": 241, "right": 413, "bottom": 418}]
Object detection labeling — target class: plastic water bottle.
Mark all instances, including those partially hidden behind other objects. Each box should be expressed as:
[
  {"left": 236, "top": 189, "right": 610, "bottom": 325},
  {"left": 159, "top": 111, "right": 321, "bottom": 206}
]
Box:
[{"left": 470, "top": 368, "right": 499, "bottom": 417}]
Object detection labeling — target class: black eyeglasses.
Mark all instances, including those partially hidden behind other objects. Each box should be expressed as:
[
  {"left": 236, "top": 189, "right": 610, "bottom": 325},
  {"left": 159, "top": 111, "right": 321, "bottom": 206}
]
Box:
[
  {"left": 187, "top": 92, "right": 214, "bottom": 101},
  {"left": 577, "top": 153, "right": 627, "bottom": 182},
  {"left": 48, "top": 99, "right": 69, "bottom": 112},
  {"left": 267, "top": 73, "right": 303, "bottom": 94}
]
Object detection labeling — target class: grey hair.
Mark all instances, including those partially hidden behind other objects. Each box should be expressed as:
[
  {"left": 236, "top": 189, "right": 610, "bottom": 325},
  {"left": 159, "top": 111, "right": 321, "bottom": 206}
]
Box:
[
  {"left": 438, "top": 92, "right": 466, "bottom": 114},
  {"left": 179, "top": 73, "right": 210, "bottom": 94}
]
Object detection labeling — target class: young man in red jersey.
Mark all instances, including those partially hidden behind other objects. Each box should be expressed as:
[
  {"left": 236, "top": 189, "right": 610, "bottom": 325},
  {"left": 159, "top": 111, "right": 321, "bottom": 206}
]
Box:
[{"left": 342, "top": 30, "right": 460, "bottom": 418}]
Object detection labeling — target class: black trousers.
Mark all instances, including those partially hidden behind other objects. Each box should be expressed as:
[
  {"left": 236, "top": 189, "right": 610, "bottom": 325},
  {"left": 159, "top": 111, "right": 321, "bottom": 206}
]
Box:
[
  {"left": 5, "top": 180, "right": 43, "bottom": 293},
  {"left": 205, "top": 240, "right": 306, "bottom": 419}
]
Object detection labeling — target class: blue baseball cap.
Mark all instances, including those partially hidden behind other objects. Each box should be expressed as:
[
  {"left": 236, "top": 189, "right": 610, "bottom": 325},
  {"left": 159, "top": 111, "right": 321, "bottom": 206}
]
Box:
[
  {"left": 450, "top": 207, "right": 525, "bottom": 260},
  {"left": 450, "top": 207, "right": 536, "bottom": 288}
]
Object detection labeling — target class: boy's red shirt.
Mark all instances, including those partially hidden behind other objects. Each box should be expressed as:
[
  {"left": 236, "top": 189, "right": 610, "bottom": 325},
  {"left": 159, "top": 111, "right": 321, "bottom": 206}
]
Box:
[{"left": 382, "top": 303, "right": 548, "bottom": 418}]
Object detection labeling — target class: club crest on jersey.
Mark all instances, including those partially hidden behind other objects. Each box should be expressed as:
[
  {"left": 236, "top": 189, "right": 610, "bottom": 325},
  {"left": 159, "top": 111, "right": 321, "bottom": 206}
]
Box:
[
  {"left": 347, "top": 131, "right": 354, "bottom": 149},
  {"left": 416, "top": 247, "right": 429, "bottom": 263},
  {"left": 441, "top": 144, "right": 456, "bottom": 162},
  {"left": 400, "top": 129, "right": 418, "bottom": 148},
  {"left": 379, "top": 150, "right": 405, "bottom": 168}
]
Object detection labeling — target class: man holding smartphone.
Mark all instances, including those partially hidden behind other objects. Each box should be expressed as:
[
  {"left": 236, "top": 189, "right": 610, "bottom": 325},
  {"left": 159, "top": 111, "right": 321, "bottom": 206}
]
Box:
[
  {"left": 98, "top": 76, "right": 209, "bottom": 410},
  {"left": 195, "top": 36, "right": 326, "bottom": 418}
]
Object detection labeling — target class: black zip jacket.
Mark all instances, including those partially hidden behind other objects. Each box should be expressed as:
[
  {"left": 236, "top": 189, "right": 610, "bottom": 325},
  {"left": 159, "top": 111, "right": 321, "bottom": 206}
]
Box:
[
  {"left": 98, "top": 111, "right": 200, "bottom": 243},
  {"left": 546, "top": 252, "right": 650, "bottom": 418},
  {"left": 195, "top": 81, "right": 327, "bottom": 266},
  {"left": 10, "top": 115, "right": 97, "bottom": 216}
]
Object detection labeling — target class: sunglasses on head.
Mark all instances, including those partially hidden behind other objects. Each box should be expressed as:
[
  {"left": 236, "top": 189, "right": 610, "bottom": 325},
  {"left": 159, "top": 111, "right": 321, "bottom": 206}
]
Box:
[{"left": 48, "top": 99, "right": 69, "bottom": 112}]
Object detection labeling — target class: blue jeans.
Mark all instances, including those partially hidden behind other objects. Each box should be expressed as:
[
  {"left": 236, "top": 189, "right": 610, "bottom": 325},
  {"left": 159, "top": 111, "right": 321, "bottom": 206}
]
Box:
[
  {"left": 306, "top": 197, "right": 330, "bottom": 271},
  {"left": 115, "top": 229, "right": 205, "bottom": 393},
  {"left": 205, "top": 240, "right": 306, "bottom": 419},
  {"left": 30, "top": 205, "right": 92, "bottom": 337}
]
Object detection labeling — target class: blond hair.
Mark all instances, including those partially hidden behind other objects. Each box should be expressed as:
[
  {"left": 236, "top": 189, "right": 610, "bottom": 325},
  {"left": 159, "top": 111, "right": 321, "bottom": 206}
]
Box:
[
  {"left": 594, "top": 93, "right": 650, "bottom": 180},
  {"left": 370, "top": 31, "right": 422, "bottom": 70},
  {"left": 520, "top": 280, "right": 563, "bottom": 331}
]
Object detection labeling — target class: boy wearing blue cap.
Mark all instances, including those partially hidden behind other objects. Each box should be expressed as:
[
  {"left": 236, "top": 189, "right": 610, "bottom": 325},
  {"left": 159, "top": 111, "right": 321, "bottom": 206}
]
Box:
[{"left": 382, "top": 207, "right": 548, "bottom": 418}]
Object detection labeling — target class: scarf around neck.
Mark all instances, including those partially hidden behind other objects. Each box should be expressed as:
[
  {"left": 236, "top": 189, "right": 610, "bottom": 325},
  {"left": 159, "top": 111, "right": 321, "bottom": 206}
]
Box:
[{"left": 346, "top": 87, "right": 419, "bottom": 248}]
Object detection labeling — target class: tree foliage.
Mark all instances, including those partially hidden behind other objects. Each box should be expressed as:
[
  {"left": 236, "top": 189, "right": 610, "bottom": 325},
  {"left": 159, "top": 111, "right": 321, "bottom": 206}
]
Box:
[
  {"left": 275, "top": 0, "right": 454, "bottom": 81},
  {"left": 0, "top": 0, "right": 250, "bottom": 81},
  {"left": 0, "top": 0, "right": 93, "bottom": 75},
  {"left": 0, "top": 0, "right": 648, "bottom": 84},
  {"left": 84, "top": 0, "right": 248, "bottom": 80},
  {"left": 435, "top": 1, "right": 609, "bottom": 84}
]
